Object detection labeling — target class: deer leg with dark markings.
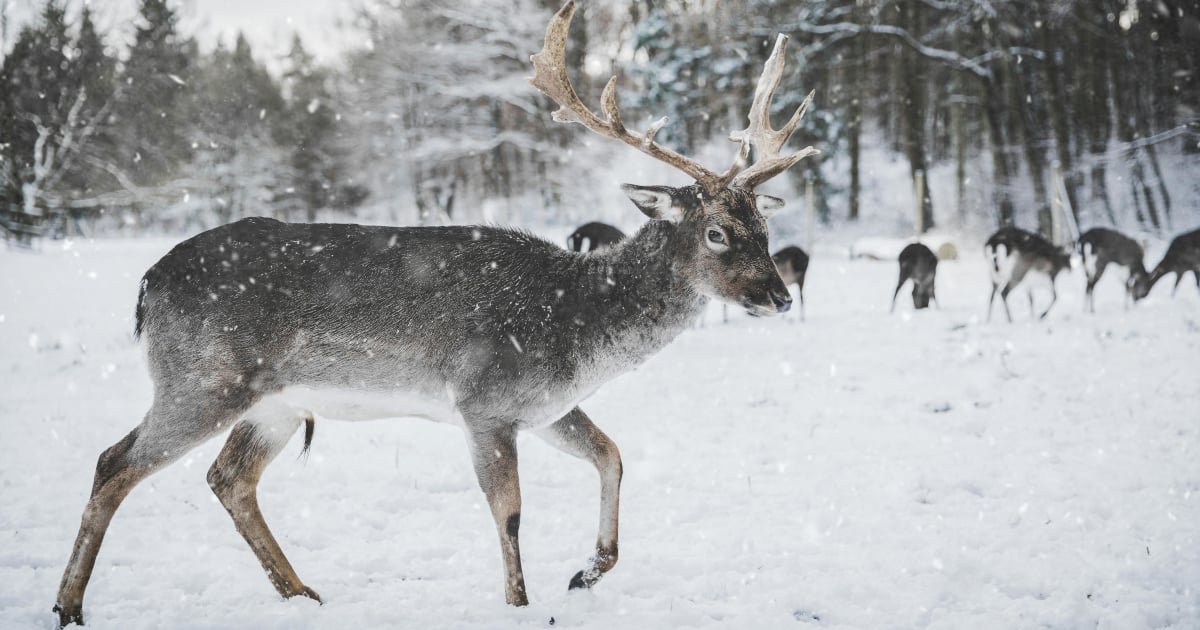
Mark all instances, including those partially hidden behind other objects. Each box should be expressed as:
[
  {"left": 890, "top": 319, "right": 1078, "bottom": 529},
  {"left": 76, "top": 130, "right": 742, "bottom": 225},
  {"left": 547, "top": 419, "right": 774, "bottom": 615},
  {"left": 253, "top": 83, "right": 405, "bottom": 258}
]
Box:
[
  {"left": 466, "top": 426, "right": 527, "bottom": 606},
  {"left": 536, "top": 408, "right": 622, "bottom": 591},
  {"left": 55, "top": 392, "right": 245, "bottom": 627},
  {"left": 998, "top": 284, "right": 1016, "bottom": 323},
  {"left": 1040, "top": 282, "right": 1058, "bottom": 320},
  {"left": 1085, "top": 261, "right": 1105, "bottom": 313},
  {"left": 208, "top": 410, "right": 320, "bottom": 603},
  {"left": 890, "top": 274, "right": 906, "bottom": 313},
  {"left": 987, "top": 283, "right": 999, "bottom": 322}
]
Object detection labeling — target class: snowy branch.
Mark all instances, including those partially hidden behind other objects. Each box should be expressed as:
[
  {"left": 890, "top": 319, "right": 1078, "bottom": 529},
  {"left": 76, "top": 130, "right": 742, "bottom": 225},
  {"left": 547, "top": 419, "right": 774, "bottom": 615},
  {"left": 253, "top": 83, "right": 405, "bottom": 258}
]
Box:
[{"left": 782, "top": 21, "right": 991, "bottom": 78}]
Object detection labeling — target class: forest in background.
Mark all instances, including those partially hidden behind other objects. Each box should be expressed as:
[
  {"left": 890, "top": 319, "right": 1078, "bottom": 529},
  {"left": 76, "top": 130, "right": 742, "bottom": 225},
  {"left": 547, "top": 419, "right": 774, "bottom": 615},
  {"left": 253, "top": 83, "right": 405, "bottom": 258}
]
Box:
[{"left": 1, "top": 0, "right": 1198, "bottom": 242}]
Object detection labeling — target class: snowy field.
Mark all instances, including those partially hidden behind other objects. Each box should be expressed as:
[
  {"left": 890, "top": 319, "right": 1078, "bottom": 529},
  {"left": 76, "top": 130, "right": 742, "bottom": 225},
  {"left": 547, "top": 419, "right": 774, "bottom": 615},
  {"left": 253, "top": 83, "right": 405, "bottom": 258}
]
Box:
[{"left": 2, "top": 235, "right": 1198, "bottom": 629}]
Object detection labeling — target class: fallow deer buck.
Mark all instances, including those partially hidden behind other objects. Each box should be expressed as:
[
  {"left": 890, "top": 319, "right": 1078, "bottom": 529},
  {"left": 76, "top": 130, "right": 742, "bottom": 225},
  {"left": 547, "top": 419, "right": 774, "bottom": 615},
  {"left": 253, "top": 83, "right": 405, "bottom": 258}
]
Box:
[
  {"left": 891, "top": 242, "right": 938, "bottom": 313},
  {"left": 52, "top": 2, "right": 818, "bottom": 626},
  {"left": 1077, "top": 227, "right": 1148, "bottom": 312},
  {"left": 567, "top": 221, "right": 626, "bottom": 252},
  {"left": 1133, "top": 227, "right": 1200, "bottom": 299},
  {"left": 985, "top": 227, "right": 1072, "bottom": 322}
]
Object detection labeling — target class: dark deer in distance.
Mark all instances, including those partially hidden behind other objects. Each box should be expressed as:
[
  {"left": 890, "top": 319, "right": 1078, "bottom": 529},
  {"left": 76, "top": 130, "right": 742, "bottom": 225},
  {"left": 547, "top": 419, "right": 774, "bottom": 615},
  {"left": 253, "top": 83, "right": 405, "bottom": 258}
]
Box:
[
  {"left": 1077, "top": 227, "right": 1148, "bottom": 311},
  {"left": 985, "top": 227, "right": 1072, "bottom": 322},
  {"left": 1132, "top": 227, "right": 1200, "bottom": 299},
  {"left": 567, "top": 221, "right": 626, "bottom": 252},
  {"left": 891, "top": 243, "right": 938, "bottom": 313},
  {"left": 772, "top": 245, "right": 809, "bottom": 320},
  {"left": 52, "top": 3, "right": 818, "bottom": 626}
]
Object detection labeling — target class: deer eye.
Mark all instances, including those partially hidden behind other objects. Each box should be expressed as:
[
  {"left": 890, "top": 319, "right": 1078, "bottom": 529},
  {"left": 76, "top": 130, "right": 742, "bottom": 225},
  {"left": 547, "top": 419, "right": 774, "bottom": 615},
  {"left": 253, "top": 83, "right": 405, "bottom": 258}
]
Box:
[{"left": 707, "top": 229, "right": 726, "bottom": 245}]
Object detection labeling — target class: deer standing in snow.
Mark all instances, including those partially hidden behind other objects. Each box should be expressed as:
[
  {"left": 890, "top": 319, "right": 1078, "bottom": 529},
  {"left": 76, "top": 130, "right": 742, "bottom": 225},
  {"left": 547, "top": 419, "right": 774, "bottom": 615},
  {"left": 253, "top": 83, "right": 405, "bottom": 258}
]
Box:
[
  {"left": 772, "top": 245, "right": 809, "bottom": 320},
  {"left": 891, "top": 242, "right": 938, "bottom": 312},
  {"left": 567, "top": 221, "right": 626, "bottom": 252},
  {"left": 985, "top": 227, "right": 1071, "bottom": 322},
  {"left": 52, "top": 3, "right": 818, "bottom": 626},
  {"left": 1077, "top": 227, "right": 1148, "bottom": 312},
  {"left": 1132, "top": 227, "right": 1200, "bottom": 299}
]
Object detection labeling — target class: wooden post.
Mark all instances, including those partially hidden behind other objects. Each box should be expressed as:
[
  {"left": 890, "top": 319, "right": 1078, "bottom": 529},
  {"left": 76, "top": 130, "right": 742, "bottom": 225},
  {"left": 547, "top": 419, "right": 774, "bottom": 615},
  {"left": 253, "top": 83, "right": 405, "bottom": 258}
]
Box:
[
  {"left": 1050, "top": 161, "right": 1080, "bottom": 245},
  {"left": 953, "top": 98, "right": 966, "bottom": 227},
  {"left": 1051, "top": 163, "right": 1064, "bottom": 246},
  {"left": 914, "top": 169, "right": 925, "bottom": 236},
  {"left": 805, "top": 176, "right": 816, "bottom": 254}
]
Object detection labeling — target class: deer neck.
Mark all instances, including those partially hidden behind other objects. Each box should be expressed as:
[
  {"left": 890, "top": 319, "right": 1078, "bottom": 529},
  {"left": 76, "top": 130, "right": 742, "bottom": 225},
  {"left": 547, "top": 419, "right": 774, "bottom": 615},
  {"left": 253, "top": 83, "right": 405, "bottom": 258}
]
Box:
[{"left": 576, "top": 220, "right": 707, "bottom": 340}]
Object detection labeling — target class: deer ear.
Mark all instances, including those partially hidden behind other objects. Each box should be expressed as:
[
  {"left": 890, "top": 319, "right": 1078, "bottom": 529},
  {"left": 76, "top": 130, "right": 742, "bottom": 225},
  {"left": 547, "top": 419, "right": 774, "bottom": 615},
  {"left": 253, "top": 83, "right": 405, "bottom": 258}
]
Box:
[
  {"left": 622, "top": 184, "right": 683, "bottom": 222},
  {"left": 756, "top": 194, "right": 785, "bottom": 218}
]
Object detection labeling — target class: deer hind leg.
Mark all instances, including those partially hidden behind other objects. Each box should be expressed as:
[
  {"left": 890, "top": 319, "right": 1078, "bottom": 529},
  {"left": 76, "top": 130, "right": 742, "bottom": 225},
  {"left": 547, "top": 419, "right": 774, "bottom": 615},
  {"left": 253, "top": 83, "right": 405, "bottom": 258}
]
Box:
[
  {"left": 986, "top": 283, "right": 998, "bottom": 322},
  {"left": 536, "top": 408, "right": 622, "bottom": 592},
  {"left": 207, "top": 402, "right": 319, "bottom": 603},
  {"left": 890, "top": 274, "right": 906, "bottom": 313},
  {"left": 798, "top": 285, "right": 806, "bottom": 321},
  {"left": 999, "top": 284, "right": 1016, "bottom": 323},
  {"left": 1040, "top": 280, "right": 1059, "bottom": 320},
  {"left": 55, "top": 390, "right": 247, "bottom": 627},
  {"left": 1086, "top": 261, "right": 1108, "bottom": 313},
  {"left": 466, "top": 426, "right": 527, "bottom": 606},
  {"left": 1172, "top": 271, "right": 1184, "bottom": 296}
]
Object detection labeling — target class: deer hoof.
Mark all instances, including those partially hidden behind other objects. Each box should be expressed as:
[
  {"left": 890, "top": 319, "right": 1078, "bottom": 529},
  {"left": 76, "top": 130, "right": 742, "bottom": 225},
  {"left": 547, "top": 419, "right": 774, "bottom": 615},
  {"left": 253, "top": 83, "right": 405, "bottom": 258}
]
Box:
[
  {"left": 568, "top": 570, "right": 588, "bottom": 590},
  {"left": 288, "top": 586, "right": 323, "bottom": 605},
  {"left": 53, "top": 603, "right": 83, "bottom": 628}
]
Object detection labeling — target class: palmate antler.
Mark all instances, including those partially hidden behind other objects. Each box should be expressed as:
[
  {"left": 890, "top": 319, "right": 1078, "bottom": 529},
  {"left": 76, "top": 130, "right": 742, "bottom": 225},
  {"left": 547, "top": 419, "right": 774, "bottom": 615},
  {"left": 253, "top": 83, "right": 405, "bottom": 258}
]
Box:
[
  {"left": 529, "top": 1, "right": 819, "bottom": 193},
  {"left": 728, "top": 35, "right": 821, "bottom": 189}
]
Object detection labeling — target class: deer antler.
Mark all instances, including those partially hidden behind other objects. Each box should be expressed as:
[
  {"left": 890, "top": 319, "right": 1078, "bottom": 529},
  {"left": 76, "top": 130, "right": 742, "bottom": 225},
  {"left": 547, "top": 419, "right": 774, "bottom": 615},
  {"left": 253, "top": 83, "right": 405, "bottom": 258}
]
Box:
[
  {"left": 529, "top": 1, "right": 724, "bottom": 192},
  {"left": 530, "top": 2, "right": 818, "bottom": 193},
  {"left": 727, "top": 35, "right": 820, "bottom": 190}
]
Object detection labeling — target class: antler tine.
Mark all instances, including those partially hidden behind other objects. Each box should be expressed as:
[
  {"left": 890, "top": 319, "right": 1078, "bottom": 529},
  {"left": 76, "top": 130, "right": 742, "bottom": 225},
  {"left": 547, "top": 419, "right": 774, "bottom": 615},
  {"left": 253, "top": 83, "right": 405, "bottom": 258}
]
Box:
[
  {"left": 530, "top": 1, "right": 722, "bottom": 191},
  {"left": 727, "top": 34, "right": 820, "bottom": 190}
]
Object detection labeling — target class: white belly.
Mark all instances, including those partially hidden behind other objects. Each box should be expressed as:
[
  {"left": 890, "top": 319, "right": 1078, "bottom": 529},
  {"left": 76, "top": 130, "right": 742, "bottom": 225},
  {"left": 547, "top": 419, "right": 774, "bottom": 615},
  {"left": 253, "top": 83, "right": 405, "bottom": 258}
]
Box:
[{"left": 253, "top": 385, "right": 464, "bottom": 425}]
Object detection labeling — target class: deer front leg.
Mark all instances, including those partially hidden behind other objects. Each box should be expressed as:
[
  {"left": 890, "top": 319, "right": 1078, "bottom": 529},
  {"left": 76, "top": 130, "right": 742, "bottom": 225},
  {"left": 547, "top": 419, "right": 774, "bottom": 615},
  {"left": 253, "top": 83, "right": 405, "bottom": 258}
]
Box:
[
  {"left": 466, "top": 427, "right": 527, "bottom": 606},
  {"left": 536, "top": 408, "right": 622, "bottom": 591}
]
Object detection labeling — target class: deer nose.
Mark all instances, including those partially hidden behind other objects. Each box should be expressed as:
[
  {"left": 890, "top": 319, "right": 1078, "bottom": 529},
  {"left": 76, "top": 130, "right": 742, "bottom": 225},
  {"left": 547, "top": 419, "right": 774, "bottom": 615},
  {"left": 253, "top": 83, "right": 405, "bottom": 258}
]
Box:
[{"left": 769, "top": 289, "right": 792, "bottom": 313}]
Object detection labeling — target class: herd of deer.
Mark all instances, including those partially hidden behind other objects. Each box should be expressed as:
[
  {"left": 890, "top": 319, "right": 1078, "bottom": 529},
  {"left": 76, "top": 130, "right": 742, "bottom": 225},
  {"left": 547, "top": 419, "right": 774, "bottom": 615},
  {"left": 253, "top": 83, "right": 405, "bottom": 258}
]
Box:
[
  {"left": 48, "top": 3, "right": 1200, "bottom": 627},
  {"left": 982, "top": 225, "right": 1200, "bottom": 321},
  {"left": 573, "top": 220, "right": 1200, "bottom": 321}
]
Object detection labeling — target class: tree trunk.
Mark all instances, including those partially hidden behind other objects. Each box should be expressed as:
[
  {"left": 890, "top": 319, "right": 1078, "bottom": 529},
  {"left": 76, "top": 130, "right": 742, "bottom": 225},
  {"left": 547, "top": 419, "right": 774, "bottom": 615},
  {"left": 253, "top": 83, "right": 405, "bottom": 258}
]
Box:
[
  {"left": 900, "top": 0, "right": 933, "bottom": 232},
  {"left": 1041, "top": 19, "right": 1081, "bottom": 225}
]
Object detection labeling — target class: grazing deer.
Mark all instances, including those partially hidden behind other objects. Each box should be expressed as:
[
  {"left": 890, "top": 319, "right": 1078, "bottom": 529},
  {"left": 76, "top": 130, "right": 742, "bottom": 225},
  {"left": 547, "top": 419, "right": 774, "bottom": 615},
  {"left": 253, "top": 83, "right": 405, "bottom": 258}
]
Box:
[
  {"left": 1132, "top": 227, "right": 1200, "bottom": 299},
  {"left": 1077, "top": 227, "right": 1148, "bottom": 312},
  {"left": 772, "top": 245, "right": 809, "bottom": 320},
  {"left": 52, "top": 3, "right": 818, "bottom": 626},
  {"left": 890, "top": 243, "right": 938, "bottom": 312},
  {"left": 985, "top": 227, "right": 1071, "bottom": 322},
  {"left": 567, "top": 221, "right": 626, "bottom": 252}
]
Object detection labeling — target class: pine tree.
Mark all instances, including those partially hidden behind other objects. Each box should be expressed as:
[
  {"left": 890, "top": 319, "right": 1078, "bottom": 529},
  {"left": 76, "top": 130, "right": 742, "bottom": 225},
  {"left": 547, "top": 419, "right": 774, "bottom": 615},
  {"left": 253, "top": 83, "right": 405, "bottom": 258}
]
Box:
[
  {"left": 280, "top": 34, "right": 349, "bottom": 221},
  {"left": 113, "top": 0, "right": 193, "bottom": 187}
]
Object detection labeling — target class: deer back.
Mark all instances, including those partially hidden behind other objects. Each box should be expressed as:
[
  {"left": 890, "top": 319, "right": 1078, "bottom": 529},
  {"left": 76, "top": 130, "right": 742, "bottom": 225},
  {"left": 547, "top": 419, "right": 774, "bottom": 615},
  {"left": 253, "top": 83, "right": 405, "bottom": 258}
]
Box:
[{"left": 137, "top": 217, "right": 705, "bottom": 426}]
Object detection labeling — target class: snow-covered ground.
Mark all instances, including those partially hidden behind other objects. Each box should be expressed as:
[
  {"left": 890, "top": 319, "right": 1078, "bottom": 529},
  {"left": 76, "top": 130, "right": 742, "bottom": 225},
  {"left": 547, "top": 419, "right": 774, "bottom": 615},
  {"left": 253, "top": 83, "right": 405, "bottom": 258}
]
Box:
[{"left": 2, "top": 236, "right": 1198, "bottom": 629}]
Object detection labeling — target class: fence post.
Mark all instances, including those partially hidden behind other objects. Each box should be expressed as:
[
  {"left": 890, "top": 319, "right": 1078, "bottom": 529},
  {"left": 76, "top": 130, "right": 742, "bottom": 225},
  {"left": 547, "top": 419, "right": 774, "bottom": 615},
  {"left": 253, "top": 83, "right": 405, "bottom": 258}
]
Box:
[
  {"left": 914, "top": 169, "right": 925, "bottom": 236},
  {"left": 805, "top": 176, "right": 816, "bottom": 254}
]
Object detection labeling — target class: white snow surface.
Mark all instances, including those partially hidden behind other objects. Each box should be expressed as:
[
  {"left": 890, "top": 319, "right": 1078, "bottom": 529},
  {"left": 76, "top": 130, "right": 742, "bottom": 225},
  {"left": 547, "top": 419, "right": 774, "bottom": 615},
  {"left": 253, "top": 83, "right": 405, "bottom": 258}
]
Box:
[{"left": 2, "top": 237, "right": 1199, "bottom": 629}]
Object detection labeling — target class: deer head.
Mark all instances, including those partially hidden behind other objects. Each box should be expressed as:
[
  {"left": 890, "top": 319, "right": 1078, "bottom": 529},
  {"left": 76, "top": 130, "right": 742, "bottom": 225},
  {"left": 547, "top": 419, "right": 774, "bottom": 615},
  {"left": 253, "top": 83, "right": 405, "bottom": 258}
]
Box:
[{"left": 529, "top": 1, "right": 819, "bottom": 315}]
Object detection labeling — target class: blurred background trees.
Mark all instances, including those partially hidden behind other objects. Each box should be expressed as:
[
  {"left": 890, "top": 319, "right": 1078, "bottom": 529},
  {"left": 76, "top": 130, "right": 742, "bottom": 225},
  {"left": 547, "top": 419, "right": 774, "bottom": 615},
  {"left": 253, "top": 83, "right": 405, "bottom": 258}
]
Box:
[{"left": 1, "top": 0, "right": 1197, "bottom": 242}]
